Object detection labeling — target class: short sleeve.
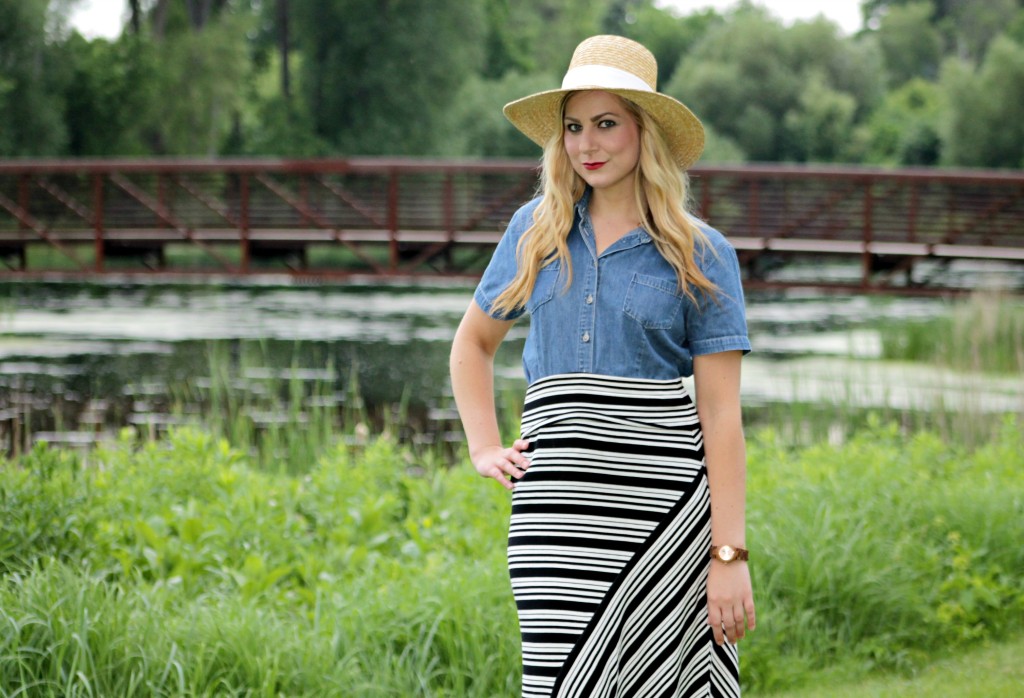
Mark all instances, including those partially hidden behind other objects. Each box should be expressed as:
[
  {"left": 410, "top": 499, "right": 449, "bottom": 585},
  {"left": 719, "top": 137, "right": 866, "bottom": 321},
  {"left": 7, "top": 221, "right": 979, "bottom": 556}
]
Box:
[
  {"left": 473, "top": 199, "right": 540, "bottom": 321},
  {"left": 685, "top": 238, "right": 752, "bottom": 357}
]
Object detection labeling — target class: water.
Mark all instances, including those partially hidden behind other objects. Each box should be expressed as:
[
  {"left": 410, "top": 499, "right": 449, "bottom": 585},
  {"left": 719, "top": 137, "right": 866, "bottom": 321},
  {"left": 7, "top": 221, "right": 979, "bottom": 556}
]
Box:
[{"left": 1, "top": 279, "right": 1021, "bottom": 454}]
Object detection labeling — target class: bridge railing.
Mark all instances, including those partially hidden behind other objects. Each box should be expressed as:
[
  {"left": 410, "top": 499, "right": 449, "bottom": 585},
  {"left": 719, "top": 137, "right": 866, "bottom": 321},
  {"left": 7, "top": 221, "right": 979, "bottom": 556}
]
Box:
[{"left": 1, "top": 158, "right": 1021, "bottom": 291}]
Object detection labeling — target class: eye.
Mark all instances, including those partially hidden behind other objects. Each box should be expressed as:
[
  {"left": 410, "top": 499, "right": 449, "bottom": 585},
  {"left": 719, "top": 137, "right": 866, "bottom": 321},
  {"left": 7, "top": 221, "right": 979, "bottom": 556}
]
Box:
[
  {"left": 598, "top": 119, "right": 617, "bottom": 128},
  {"left": 564, "top": 122, "right": 582, "bottom": 133}
]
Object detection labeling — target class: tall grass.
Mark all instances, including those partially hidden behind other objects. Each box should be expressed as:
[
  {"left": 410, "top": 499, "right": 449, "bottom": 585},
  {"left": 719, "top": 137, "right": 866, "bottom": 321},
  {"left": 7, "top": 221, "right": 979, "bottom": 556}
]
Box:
[
  {"left": 879, "top": 291, "right": 1024, "bottom": 374},
  {"left": 742, "top": 416, "right": 1024, "bottom": 690},
  {"left": 148, "top": 338, "right": 522, "bottom": 475},
  {"left": 2, "top": 419, "right": 1022, "bottom": 695}
]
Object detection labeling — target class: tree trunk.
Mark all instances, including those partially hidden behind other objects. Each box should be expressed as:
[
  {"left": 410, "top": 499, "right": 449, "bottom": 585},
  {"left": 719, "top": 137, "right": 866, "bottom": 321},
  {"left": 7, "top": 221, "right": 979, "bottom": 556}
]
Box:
[{"left": 128, "top": 0, "right": 142, "bottom": 34}]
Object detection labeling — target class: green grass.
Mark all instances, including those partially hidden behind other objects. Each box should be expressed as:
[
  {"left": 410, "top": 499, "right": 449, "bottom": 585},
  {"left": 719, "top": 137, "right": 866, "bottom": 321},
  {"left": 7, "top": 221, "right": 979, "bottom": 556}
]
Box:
[
  {"left": 757, "top": 633, "right": 1024, "bottom": 697},
  {"left": 880, "top": 291, "right": 1024, "bottom": 374},
  {"left": 1, "top": 416, "right": 1022, "bottom": 695}
]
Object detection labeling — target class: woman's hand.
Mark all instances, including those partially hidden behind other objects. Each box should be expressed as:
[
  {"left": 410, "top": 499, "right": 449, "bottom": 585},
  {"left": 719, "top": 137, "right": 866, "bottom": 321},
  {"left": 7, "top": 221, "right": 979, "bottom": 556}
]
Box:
[
  {"left": 707, "top": 560, "right": 756, "bottom": 645},
  {"left": 471, "top": 439, "right": 532, "bottom": 491}
]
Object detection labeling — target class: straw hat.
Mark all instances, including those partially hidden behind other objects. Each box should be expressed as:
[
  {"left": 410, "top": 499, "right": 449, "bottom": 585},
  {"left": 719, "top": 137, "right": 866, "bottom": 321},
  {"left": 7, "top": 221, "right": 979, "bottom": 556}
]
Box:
[{"left": 503, "top": 35, "right": 705, "bottom": 169}]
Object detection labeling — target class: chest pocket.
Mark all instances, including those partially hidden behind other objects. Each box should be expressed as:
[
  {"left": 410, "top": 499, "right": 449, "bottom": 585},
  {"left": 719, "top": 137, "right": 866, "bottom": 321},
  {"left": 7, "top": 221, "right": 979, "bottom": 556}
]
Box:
[
  {"left": 623, "top": 273, "right": 683, "bottom": 329},
  {"left": 525, "top": 262, "right": 562, "bottom": 314}
]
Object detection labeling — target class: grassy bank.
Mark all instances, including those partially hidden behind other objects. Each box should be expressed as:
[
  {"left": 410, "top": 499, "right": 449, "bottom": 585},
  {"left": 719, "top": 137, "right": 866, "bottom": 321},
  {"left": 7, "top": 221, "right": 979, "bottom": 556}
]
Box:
[
  {"left": 2, "top": 419, "right": 1022, "bottom": 696},
  {"left": 764, "top": 633, "right": 1024, "bottom": 697}
]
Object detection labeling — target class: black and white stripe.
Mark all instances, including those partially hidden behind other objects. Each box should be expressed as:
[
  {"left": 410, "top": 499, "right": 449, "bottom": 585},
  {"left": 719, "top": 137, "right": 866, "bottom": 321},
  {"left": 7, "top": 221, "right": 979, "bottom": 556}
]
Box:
[{"left": 509, "top": 373, "right": 740, "bottom": 698}]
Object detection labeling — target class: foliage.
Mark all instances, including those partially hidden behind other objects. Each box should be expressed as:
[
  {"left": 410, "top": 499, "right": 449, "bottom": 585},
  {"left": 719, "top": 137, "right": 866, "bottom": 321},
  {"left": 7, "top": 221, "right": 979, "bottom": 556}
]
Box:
[
  {"left": 783, "top": 72, "right": 858, "bottom": 162},
  {"left": 0, "top": 428, "right": 518, "bottom": 696},
  {"left": 0, "top": 0, "right": 70, "bottom": 156},
  {"left": 443, "top": 71, "right": 558, "bottom": 158},
  {"left": 860, "top": 78, "right": 942, "bottom": 165},
  {"left": 939, "top": 35, "right": 1024, "bottom": 168},
  {"left": 10, "top": 0, "right": 1024, "bottom": 166},
  {"left": 292, "top": 0, "right": 488, "bottom": 156},
  {"left": 1, "top": 418, "right": 1022, "bottom": 694},
  {"left": 667, "top": 9, "right": 884, "bottom": 162},
  {"left": 875, "top": 1, "right": 943, "bottom": 85},
  {"left": 141, "top": 9, "right": 254, "bottom": 155},
  {"left": 61, "top": 34, "right": 159, "bottom": 156},
  {"left": 604, "top": 0, "right": 724, "bottom": 87},
  {"left": 742, "top": 418, "right": 1024, "bottom": 690}
]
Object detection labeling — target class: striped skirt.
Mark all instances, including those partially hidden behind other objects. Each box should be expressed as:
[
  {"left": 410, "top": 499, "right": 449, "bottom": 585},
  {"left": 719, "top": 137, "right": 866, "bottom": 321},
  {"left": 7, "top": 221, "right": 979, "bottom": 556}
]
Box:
[{"left": 509, "top": 373, "right": 740, "bottom": 698}]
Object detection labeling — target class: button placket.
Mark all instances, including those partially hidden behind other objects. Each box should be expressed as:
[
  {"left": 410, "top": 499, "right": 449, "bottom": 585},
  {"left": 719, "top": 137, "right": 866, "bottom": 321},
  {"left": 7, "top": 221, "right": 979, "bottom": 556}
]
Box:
[{"left": 578, "top": 248, "right": 597, "bottom": 373}]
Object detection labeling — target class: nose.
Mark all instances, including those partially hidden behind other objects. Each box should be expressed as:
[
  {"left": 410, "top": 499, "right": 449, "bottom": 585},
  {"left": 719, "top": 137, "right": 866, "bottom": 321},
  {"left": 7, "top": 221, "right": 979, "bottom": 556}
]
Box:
[{"left": 578, "top": 127, "right": 597, "bottom": 155}]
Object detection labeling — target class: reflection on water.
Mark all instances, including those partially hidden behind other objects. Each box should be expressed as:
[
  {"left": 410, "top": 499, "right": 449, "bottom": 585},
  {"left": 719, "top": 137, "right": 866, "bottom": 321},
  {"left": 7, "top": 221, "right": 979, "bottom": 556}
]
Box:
[{"left": 0, "top": 280, "right": 1021, "bottom": 454}]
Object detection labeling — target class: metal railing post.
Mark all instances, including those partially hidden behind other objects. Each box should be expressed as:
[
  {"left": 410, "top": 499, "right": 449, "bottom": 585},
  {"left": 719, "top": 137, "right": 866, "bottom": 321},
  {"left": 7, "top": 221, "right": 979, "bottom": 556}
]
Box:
[
  {"left": 240, "top": 172, "right": 250, "bottom": 272},
  {"left": 93, "top": 173, "right": 105, "bottom": 272},
  {"left": 861, "top": 179, "right": 874, "bottom": 289},
  {"left": 387, "top": 169, "right": 399, "bottom": 272}
]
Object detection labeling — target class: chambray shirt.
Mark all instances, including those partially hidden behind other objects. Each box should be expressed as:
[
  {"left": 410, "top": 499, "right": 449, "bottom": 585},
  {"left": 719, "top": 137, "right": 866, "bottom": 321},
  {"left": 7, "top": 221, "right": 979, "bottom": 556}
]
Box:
[{"left": 474, "top": 190, "right": 751, "bottom": 385}]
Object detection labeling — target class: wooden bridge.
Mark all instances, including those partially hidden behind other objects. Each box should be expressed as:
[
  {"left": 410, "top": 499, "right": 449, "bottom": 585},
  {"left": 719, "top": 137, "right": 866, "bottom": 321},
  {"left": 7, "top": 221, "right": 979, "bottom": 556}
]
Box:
[{"left": 1, "top": 158, "right": 1022, "bottom": 293}]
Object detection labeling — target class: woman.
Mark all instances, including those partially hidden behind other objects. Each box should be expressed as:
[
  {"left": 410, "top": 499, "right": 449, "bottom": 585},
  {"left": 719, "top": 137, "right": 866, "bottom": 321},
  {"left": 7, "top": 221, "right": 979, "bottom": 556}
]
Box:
[{"left": 450, "top": 35, "right": 754, "bottom": 697}]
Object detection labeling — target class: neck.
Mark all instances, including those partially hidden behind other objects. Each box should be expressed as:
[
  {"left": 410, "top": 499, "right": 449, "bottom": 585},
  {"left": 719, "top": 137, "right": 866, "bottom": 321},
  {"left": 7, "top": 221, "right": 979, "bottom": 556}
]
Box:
[{"left": 589, "top": 181, "right": 640, "bottom": 224}]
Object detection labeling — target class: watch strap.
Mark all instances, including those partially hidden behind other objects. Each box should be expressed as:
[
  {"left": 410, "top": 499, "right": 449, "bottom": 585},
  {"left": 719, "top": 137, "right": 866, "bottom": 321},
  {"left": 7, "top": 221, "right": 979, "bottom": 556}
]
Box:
[{"left": 710, "top": 545, "right": 749, "bottom": 562}]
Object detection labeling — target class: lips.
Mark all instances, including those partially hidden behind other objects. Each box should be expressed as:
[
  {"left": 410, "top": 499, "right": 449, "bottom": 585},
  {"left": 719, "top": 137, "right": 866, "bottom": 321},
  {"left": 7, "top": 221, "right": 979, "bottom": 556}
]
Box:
[{"left": 583, "top": 162, "right": 606, "bottom": 170}]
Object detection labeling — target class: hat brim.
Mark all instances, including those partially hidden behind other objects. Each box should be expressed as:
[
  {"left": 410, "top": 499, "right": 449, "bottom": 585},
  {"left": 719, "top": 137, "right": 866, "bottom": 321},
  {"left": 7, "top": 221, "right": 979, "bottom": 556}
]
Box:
[{"left": 503, "top": 87, "right": 705, "bottom": 170}]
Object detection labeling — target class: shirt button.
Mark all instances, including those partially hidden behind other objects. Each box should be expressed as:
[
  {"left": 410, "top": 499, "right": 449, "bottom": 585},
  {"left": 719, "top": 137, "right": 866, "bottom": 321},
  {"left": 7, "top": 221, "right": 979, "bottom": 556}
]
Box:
[
  {"left": 586, "top": 294, "right": 594, "bottom": 304},
  {"left": 582, "top": 332, "right": 591, "bottom": 343}
]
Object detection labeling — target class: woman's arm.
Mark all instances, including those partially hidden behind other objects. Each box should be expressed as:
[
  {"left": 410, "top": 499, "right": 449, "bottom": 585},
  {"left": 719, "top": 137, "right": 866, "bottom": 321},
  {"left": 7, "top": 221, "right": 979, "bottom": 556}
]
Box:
[
  {"left": 693, "top": 350, "right": 756, "bottom": 645},
  {"left": 450, "top": 300, "right": 531, "bottom": 490}
]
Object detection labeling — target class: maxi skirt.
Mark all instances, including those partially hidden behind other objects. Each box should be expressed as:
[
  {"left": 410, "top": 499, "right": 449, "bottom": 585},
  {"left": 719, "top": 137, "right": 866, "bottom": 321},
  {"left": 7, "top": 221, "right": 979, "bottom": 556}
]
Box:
[{"left": 508, "top": 373, "right": 740, "bottom": 698}]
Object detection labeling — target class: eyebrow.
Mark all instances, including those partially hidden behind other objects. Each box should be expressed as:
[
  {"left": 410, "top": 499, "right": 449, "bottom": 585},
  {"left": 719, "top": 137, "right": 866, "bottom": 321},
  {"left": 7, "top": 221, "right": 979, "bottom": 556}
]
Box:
[{"left": 563, "top": 111, "right": 620, "bottom": 123}]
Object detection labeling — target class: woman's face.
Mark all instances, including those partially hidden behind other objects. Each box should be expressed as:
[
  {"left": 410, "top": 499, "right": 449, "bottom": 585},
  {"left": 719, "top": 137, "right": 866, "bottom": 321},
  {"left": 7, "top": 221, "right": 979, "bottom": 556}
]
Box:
[{"left": 563, "top": 90, "right": 641, "bottom": 198}]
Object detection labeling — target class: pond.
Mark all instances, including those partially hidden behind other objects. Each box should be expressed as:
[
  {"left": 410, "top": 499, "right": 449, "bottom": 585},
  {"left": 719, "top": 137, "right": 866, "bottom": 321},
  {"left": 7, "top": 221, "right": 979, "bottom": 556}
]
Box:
[{"left": 1, "top": 276, "right": 1022, "bottom": 457}]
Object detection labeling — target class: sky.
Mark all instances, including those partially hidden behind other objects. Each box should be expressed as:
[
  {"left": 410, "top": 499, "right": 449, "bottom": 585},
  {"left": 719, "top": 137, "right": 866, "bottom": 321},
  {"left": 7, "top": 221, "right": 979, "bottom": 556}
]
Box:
[
  {"left": 661, "top": 1, "right": 864, "bottom": 35},
  {"left": 69, "top": 0, "right": 865, "bottom": 41}
]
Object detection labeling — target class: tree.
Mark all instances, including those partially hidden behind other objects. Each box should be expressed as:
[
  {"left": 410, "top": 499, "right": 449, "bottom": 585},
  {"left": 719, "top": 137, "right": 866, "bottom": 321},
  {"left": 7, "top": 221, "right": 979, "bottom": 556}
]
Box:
[
  {"left": 0, "top": 0, "right": 70, "bottom": 155},
  {"left": 944, "top": 0, "right": 1019, "bottom": 60},
  {"left": 861, "top": 78, "right": 942, "bottom": 165},
  {"left": 292, "top": 0, "right": 488, "bottom": 156},
  {"left": 503, "top": 0, "right": 612, "bottom": 77},
  {"left": 142, "top": 10, "right": 253, "bottom": 155},
  {"left": 940, "top": 36, "right": 1024, "bottom": 167},
  {"left": 443, "top": 71, "right": 559, "bottom": 157},
  {"left": 876, "top": 1, "right": 942, "bottom": 84},
  {"left": 62, "top": 34, "right": 159, "bottom": 155},
  {"left": 666, "top": 8, "right": 884, "bottom": 162},
  {"left": 865, "top": 0, "right": 1024, "bottom": 61},
  {"left": 784, "top": 73, "right": 858, "bottom": 162},
  {"left": 604, "top": 0, "right": 723, "bottom": 87}
]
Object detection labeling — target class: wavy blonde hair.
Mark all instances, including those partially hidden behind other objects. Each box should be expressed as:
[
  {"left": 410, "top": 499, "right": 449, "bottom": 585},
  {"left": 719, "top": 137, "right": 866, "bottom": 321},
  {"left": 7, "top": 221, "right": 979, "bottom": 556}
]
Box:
[{"left": 491, "top": 93, "right": 716, "bottom": 317}]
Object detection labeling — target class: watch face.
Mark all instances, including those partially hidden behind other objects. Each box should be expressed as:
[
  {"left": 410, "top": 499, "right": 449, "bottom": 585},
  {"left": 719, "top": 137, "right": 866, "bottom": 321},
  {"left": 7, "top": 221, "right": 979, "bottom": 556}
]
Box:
[{"left": 719, "top": 546, "right": 735, "bottom": 561}]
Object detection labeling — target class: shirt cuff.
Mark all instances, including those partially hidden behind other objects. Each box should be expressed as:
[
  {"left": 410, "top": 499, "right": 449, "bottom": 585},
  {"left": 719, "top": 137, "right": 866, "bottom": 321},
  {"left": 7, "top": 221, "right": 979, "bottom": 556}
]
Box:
[{"left": 690, "top": 335, "right": 752, "bottom": 357}]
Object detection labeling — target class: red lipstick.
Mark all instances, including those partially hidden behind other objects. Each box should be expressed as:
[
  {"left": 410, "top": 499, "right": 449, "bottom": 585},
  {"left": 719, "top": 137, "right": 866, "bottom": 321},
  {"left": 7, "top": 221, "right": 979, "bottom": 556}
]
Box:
[{"left": 583, "top": 162, "right": 606, "bottom": 170}]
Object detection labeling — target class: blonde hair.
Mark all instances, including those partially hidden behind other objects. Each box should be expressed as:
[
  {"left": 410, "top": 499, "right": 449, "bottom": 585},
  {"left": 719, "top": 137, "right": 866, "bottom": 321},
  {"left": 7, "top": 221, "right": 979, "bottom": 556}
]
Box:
[{"left": 491, "top": 93, "right": 716, "bottom": 317}]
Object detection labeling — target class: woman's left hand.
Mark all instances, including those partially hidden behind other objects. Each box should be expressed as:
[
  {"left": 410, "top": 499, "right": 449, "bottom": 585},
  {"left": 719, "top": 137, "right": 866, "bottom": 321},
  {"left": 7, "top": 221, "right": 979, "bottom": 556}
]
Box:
[{"left": 707, "top": 561, "right": 756, "bottom": 645}]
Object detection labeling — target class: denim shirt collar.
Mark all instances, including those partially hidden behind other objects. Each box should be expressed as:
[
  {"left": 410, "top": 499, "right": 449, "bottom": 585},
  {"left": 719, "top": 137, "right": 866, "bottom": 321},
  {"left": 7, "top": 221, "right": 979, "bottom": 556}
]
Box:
[{"left": 574, "top": 187, "right": 652, "bottom": 256}]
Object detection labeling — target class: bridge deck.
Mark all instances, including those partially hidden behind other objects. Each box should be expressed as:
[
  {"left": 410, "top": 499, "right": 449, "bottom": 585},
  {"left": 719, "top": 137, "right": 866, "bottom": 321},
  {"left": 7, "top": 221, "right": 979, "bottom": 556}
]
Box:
[{"left": 1, "top": 159, "right": 1022, "bottom": 293}]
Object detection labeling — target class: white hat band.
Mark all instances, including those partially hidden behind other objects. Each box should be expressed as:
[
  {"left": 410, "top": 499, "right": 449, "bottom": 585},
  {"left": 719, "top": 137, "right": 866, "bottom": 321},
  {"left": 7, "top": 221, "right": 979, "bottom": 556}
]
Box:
[{"left": 560, "top": 64, "right": 653, "bottom": 92}]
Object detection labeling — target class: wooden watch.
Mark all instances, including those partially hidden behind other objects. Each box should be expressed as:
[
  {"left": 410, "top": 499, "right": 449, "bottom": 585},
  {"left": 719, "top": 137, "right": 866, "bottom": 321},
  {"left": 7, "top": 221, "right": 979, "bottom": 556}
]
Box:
[{"left": 710, "top": 545, "right": 749, "bottom": 563}]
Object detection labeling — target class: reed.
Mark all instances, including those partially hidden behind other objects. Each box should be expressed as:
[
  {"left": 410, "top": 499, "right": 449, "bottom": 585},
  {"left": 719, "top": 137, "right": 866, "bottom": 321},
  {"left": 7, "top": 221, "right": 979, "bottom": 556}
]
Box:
[{"left": 879, "top": 291, "right": 1024, "bottom": 374}]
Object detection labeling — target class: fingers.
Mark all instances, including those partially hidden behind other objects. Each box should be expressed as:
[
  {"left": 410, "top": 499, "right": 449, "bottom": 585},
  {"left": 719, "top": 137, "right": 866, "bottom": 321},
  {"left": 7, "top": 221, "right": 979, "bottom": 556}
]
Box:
[
  {"left": 708, "top": 608, "right": 725, "bottom": 646},
  {"left": 512, "top": 438, "right": 532, "bottom": 452},
  {"left": 475, "top": 443, "right": 533, "bottom": 490},
  {"left": 708, "top": 602, "right": 756, "bottom": 645},
  {"left": 730, "top": 605, "right": 747, "bottom": 642}
]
